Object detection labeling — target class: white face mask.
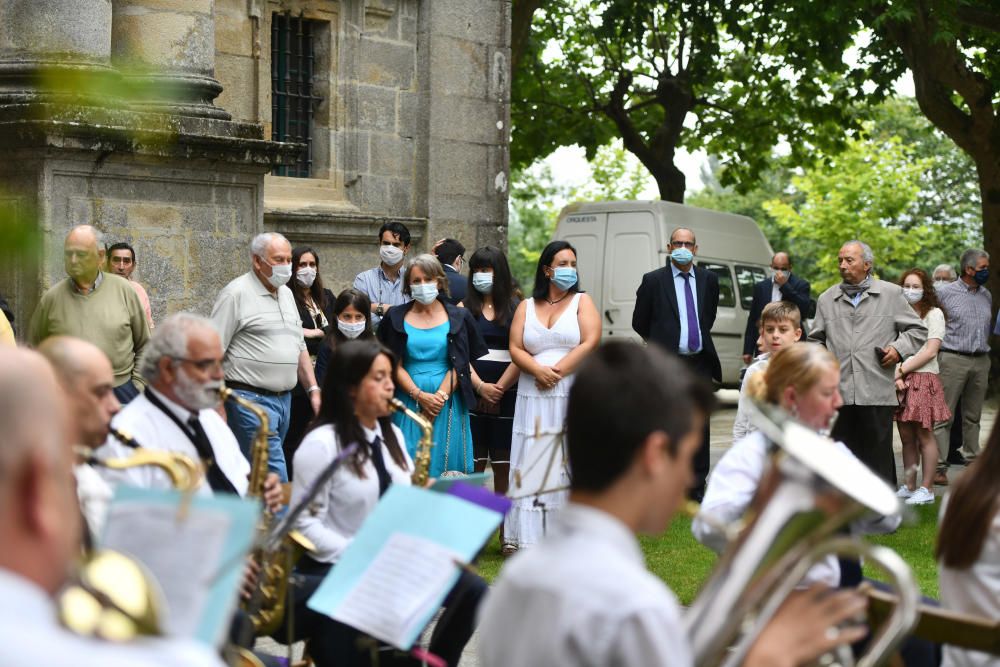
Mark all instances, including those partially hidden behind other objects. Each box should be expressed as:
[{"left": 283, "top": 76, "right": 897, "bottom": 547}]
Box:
[
  {"left": 934, "top": 280, "right": 949, "bottom": 290},
  {"left": 410, "top": 283, "right": 439, "bottom": 305},
  {"left": 296, "top": 267, "right": 317, "bottom": 288},
  {"left": 337, "top": 319, "right": 367, "bottom": 339},
  {"left": 266, "top": 262, "right": 292, "bottom": 288},
  {"left": 902, "top": 287, "right": 923, "bottom": 304},
  {"left": 380, "top": 245, "right": 404, "bottom": 266},
  {"left": 472, "top": 272, "right": 494, "bottom": 294}
]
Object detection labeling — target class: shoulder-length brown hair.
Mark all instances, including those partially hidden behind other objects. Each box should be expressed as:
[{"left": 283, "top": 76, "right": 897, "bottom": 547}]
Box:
[
  {"left": 937, "top": 421, "right": 1000, "bottom": 569},
  {"left": 898, "top": 268, "right": 946, "bottom": 320}
]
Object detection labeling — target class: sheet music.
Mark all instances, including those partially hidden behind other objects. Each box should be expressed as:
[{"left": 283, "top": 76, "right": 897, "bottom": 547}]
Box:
[
  {"left": 101, "top": 502, "right": 231, "bottom": 639},
  {"left": 332, "top": 532, "right": 461, "bottom": 648}
]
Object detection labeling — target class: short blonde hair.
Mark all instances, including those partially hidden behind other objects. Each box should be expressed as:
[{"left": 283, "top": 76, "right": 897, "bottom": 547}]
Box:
[
  {"left": 402, "top": 253, "right": 449, "bottom": 297},
  {"left": 747, "top": 342, "right": 839, "bottom": 406},
  {"left": 758, "top": 301, "right": 802, "bottom": 331}
]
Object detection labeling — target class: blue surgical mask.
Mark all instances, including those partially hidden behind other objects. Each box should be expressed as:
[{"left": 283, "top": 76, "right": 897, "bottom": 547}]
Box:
[
  {"left": 410, "top": 283, "right": 439, "bottom": 305},
  {"left": 670, "top": 247, "right": 694, "bottom": 265},
  {"left": 472, "top": 272, "right": 494, "bottom": 294},
  {"left": 974, "top": 268, "right": 990, "bottom": 285},
  {"left": 550, "top": 267, "right": 577, "bottom": 291}
]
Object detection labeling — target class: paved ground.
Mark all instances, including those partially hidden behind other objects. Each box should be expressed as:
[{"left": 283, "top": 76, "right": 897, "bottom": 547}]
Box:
[{"left": 258, "top": 393, "right": 998, "bottom": 666}]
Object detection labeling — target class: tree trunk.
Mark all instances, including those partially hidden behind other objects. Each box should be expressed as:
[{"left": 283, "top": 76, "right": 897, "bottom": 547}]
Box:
[
  {"left": 975, "top": 155, "right": 1000, "bottom": 383},
  {"left": 650, "top": 162, "right": 686, "bottom": 203},
  {"left": 511, "top": 0, "right": 544, "bottom": 74}
]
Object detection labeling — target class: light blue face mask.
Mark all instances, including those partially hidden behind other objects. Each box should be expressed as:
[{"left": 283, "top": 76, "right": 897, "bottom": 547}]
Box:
[
  {"left": 550, "top": 267, "right": 578, "bottom": 291},
  {"left": 410, "top": 283, "right": 439, "bottom": 305},
  {"left": 472, "top": 272, "right": 494, "bottom": 294},
  {"left": 670, "top": 247, "right": 694, "bottom": 265}
]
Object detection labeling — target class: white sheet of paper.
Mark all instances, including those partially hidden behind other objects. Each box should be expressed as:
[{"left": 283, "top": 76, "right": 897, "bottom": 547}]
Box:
[
  {"left": 332, "top": 532, "right": 460, "bottom": 648},
  {"left": 101, "top": 503, "right": 230, "bottom": 638}
]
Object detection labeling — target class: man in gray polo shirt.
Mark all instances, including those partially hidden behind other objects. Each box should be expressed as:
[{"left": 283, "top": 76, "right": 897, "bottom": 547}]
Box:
[{"left": 211, "top": 232, "right": 321, "bottom": 482}]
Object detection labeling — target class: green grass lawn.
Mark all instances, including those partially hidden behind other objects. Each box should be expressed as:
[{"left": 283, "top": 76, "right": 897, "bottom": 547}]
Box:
[{"left": 477, "top": 499, "right": 942, "bottom": 604}]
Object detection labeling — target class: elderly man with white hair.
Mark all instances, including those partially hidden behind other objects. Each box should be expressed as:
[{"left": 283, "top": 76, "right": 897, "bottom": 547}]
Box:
[
  {"left": 211, "top": 233, "right": 320, "bottom": 482},
  {"left": 809, "top": 240, "right": 927, "bottom": 484},
  {"left": 28, "top": 224, "right": 151, "bottom": 404},
  {"left": 96, "top": 313, "right": 283, "bottom": 511}
]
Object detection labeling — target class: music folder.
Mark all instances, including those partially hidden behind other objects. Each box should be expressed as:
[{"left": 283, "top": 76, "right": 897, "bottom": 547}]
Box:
[
  {"left": 99, "top": 486, "right": 259, "bottom": 647},
  {"left": 307, "top": 484, "right": 502, "bottom": 649}
]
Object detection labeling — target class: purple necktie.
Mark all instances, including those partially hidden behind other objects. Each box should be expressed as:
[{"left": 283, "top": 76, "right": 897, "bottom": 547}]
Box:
[{"left": 682, "top": 272, "right": 700, "bottom": 352}]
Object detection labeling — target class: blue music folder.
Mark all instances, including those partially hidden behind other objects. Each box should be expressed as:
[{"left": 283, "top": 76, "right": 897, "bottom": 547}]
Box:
[
  {"left": 307, "top": 485, "right": 501, "bottom": 649},
  {"left": 99, "top": 486, "right": 259, "bottom": 648}
]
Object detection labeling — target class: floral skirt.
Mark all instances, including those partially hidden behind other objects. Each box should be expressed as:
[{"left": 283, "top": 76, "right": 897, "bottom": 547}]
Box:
[{"left": 895, "top": 371, "right": 952, "bottom": 430}]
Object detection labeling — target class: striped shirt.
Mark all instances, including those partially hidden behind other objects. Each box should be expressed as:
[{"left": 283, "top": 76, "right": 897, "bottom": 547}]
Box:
[
  {"left": 210, "top": 272, "right": 306, "bottom": 392},
  {"left": 352, "top": 265, "right": 410, "bottom": 328},
  {"left": 937, "top": 279, "right": 992, "bottom": 354}
]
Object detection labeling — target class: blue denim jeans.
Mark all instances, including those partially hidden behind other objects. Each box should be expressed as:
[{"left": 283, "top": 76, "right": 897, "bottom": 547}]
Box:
[{"left": 225, "top": 389, "right": 291, "bottom": 482}]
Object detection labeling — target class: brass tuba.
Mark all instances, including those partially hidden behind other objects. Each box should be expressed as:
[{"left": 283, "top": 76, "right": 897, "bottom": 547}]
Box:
[
  {"left": 388, "top": 397, "right": 434, "bottom": 486},
  {"left": 219, "top": 386, "right": 315, "bottom": 637},
  {"left": 684, "top": 402, "right": 920, "bottom": 667}
]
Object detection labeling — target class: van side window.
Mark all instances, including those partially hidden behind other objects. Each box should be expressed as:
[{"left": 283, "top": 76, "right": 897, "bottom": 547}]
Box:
[
  {"left": 735, "top": 265, "right": 767, "bottom": 310},
  {"left": 699, "top": 263, "right": 736, "bottom": 307}
]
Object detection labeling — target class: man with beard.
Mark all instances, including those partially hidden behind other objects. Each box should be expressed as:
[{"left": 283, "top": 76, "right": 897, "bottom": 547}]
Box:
[{"left": 97, "top": 312, "right": 283, "bottom": 507}]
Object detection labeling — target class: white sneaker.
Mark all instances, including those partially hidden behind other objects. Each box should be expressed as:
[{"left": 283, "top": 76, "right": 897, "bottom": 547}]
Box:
[
  {"left": 906, "top": 486, "right": 934, "bottom": 505},
  {"left": 896, "top": 485, "right": 913, "bottom": 498}
]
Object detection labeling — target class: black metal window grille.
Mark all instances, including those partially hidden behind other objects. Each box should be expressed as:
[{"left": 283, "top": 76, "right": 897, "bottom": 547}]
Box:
[{"left": 271, "top": 14, "right": 323, "bottom": 177}]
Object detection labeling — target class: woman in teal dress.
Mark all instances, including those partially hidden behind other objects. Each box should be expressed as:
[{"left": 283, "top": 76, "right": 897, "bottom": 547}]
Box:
[{"left": 377, "top": 254, "right": 487, "bottom": 477}]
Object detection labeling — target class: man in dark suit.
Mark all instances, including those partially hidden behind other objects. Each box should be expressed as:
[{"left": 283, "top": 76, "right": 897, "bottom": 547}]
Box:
[
  {"left": 742, "top": 252, "right": 811, "bottom": 363},
  {"left": 632, "top": 227, "right": 720, "bottom": 501},
  {"left": 434, "top": 238, "right": 467, "bottom": 305}
]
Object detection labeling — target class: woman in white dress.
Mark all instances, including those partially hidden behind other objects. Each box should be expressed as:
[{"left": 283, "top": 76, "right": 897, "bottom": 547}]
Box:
[
  {"left": 504, "top": 241, "right": 601, "bottom": 553},
  {"left": 937, "top": 420, "right": 1000, "bottom": 667}
]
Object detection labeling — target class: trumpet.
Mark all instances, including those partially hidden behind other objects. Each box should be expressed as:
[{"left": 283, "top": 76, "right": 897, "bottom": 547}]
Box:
[
  {"left": 388, "top": 396, "right": 434, "bottom": 486},
  {"left": 684, "top": 402, "right": 919, "bottom": 667}
]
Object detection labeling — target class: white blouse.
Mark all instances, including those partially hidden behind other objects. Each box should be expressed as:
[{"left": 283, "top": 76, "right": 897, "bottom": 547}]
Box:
[
  {"left": 939, "top": 496, "right": 1000, "bottom": 667},
  {"left": 291, "top": 421, "right": 413, "bottom": 564}
]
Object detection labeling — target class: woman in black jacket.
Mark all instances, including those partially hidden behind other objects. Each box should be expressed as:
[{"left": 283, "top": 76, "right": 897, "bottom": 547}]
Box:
[
  {"left": 284, "top": 246, "right": 336, "bottom": 477},
  {"left": 377, "top": 253, "right": 487, "bottom": 476}
]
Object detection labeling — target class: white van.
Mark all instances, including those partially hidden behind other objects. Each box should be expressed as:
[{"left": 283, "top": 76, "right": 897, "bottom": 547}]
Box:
[{"left": 552, "top": 200, "right": 774, "bottom": 386}]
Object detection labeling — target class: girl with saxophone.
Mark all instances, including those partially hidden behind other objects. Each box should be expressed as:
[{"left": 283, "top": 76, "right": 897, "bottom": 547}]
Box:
[{"left": 288, "top": 339, "right": 486, "bottom": 667}]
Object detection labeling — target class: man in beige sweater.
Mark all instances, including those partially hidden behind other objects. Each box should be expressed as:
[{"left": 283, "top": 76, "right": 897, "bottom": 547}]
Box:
[{"left": 28, "top": 225, "right": 150, "bottom": 404}]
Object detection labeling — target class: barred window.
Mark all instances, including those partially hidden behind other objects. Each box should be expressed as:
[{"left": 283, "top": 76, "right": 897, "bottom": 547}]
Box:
[{"left": 271, "top": 14, "right": 323, "bottom": 177}]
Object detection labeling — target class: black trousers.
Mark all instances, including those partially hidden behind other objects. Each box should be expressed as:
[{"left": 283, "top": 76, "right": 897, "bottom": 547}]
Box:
[
  {"left": 679, "top": 352, "right": 713, "bottom": 502},
  {"left": 831, "top": 405, "right": 897, "bottom": 485}
]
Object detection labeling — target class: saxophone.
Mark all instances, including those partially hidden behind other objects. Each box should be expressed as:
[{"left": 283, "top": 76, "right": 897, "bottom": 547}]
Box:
[
  {"left": 219, "top": 386, "right": 315, "bottom": 637},
  {"left": 388, "top": 397, "right": 434, "bottom": 486},
  {"left": 77, "top": 427, "right": 203, "bottom": 490}
]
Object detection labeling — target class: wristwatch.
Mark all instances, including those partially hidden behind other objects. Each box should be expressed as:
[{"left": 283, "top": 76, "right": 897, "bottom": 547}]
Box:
[{"left": 376, "top": 303, "right": 385, "bottom": 318}]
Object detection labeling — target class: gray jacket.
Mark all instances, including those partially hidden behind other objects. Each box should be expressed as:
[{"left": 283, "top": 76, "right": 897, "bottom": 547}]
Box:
[{"left": 808, "top": 279, "right": 927, "bottom": 406}]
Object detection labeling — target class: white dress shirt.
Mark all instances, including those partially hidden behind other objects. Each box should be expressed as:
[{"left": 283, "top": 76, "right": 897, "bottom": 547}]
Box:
[
  {"left": 96, "top": 389, "right": 250, "bottom": 497},
  {"left": 0, "top": 567, "right": 225, "bottom": 667},
  {"left": 732, "top": 353, "right": 769, "bottom": 441},
  {"left": 478, "top": 503, "right": 691, "bottom": 667},
  {"left": 939, "top": 496, "right": 1000, "bottom": 667},
  {"left": 291, "top": 421, "right": 413, "bottom": 564},
  {"left": 672, "top": 264, "right": 703, "bottom": 355},
  {"left": 74, "top": 463, "right": 114, "bottom": 539}
]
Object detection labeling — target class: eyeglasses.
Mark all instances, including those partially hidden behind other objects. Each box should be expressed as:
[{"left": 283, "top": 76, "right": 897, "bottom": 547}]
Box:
[
  {"left": 171, "top": 357, "right": 224, "bottom": 372},
  {"left": 110, "top": 257, "right": 134, "bottom": 266},
  {"left": 670, "top": 241, "right": 696, "bottom": 249}
]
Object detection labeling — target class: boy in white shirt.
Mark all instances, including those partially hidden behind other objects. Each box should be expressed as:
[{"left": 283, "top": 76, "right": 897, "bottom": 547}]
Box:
[
  {"left": 478, "top": 341, "right": 866, "bottom": 667},
  {"left": 733, "top": 301, "right": 803, "bottom": 440}
]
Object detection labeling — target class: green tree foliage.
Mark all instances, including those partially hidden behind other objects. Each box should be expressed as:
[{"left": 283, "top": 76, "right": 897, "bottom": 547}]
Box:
[
  {"left": 513, "top": 0, "right": 865, "bottom": 201},
  {"left": 762, "top": 132, "right": 932, "bottom": 291}
]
